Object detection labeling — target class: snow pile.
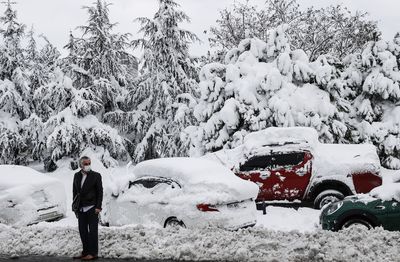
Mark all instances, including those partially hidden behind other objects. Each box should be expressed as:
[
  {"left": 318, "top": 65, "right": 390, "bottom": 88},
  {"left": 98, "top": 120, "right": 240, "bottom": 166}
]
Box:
[
  {"left": 313, "top": 143, "right": 381, "bottom": 177},
  {"left": 1, "top": 224, "right": 400, "bottom": 261},
  {"left": 256, "top": 206, "right": 319, "bottom": 232}
]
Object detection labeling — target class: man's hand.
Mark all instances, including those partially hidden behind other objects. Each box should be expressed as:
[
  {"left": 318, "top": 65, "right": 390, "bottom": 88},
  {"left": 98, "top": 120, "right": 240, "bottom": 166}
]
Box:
[{"left": 95, "top": 208, "right": 101, "bottom": 214}]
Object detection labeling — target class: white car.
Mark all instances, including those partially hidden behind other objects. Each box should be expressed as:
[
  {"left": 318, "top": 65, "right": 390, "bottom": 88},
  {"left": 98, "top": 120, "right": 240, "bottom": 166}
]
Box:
[
  {"left": 101, "top": 158, "right": 259, "bottom": 230},
  {"left": 0, "top": 165, "right": 66, "bottom": 226}
]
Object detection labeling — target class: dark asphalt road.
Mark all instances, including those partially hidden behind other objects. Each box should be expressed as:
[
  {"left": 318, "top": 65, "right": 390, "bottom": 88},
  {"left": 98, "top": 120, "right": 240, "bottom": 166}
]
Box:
[{"left": 0, "top": 257, "right": 203, "bottom": 262}]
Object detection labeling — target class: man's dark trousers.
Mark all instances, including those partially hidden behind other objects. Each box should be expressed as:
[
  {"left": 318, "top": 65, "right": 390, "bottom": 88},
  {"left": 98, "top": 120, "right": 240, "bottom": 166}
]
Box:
[{"left": 78, "top": 208, "right": 98, "bottom": 257}]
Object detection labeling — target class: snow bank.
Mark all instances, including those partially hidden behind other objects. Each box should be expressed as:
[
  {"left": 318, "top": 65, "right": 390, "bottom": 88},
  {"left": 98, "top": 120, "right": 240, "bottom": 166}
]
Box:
[{"left": 1, "top": 223, "right": 399, "bottom": 261}]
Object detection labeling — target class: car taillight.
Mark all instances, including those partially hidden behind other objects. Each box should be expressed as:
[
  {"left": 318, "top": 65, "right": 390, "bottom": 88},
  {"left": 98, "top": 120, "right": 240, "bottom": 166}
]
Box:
[{"left": 196, "top": 204, "right": 219, "bottom": 212}]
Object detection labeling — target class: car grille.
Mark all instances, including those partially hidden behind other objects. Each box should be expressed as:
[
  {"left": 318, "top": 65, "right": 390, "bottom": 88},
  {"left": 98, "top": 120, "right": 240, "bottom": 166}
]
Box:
[
  {"left": 38, "top": 211, "right": 61, "bottom": 221},
  {"left": 37, "top": 206, "right": 56, "bottom": 212},
  {"left": 29, "top": 206, "right": 63, "bottom": 224}
]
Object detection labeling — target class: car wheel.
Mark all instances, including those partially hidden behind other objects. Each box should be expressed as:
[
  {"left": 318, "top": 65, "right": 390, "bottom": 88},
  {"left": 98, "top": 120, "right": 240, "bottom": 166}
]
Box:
[
  {"left": 342, "top": 218, "right": 373, "bottom": 230},
  {"left": 164, "top": 217, "right": 186, "bottom": 229},
  {"left": 314, "top": 189, "right": 344, "bottom": 209}
]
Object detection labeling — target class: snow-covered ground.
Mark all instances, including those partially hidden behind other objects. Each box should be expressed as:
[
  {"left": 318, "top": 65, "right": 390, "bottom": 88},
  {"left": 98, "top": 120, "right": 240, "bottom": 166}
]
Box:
[
  {"left": 1, "top": 223, "right": 400, "bottom": 261},
  {"left": 1, "top": 162, "right": 399, "bottom": 260}
]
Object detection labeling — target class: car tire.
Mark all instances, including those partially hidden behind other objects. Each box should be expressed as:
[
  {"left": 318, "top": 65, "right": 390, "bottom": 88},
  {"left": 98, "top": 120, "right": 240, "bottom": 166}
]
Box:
[
  {"left": 164, "top": 217, "right": 186, "bottom": 229},
  {"left": 341, "top": 218, "right": 373, "bottom": 230},
  {"left": 314, "top": 189, "right": 344, "bottom": 209}
]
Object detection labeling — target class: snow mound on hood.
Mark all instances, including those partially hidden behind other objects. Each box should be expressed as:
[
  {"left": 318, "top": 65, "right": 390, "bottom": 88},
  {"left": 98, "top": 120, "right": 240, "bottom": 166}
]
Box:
[{"left": 369, "top": 183, "right": 400, "bottom": 201}]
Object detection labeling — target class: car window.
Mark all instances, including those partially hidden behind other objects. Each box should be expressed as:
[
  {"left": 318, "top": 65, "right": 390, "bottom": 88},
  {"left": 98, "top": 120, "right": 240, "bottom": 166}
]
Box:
[
  {"left": 240, "top": 152, "right": 305, "bottom": 171},
  {"left": 240, "top": 155, "right": 273, "bottom": 171},
  {"left": 272, "top": 152, "right": 305, "bottom": 168}
]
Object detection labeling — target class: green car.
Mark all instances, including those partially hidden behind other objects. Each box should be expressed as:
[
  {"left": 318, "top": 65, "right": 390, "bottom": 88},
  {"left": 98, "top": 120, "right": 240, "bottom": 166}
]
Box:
[{"left": 320, "top": 183, "right": 400, "bottom": 231}]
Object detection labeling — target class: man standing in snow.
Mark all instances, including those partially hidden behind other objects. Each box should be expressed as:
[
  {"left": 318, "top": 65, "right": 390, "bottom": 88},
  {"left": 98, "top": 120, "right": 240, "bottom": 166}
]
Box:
[{"left": 72, "top": 156, "right": 103, "bottom": 261}]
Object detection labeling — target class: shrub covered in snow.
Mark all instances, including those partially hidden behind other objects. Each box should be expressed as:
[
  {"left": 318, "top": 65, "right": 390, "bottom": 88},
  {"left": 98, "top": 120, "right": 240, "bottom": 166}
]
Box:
[
  {"left": 347, "top": 35, "right": 400, "bottom": 169},
  {"left": 188, "top": 26, "right": 347, "bottom": 156}
]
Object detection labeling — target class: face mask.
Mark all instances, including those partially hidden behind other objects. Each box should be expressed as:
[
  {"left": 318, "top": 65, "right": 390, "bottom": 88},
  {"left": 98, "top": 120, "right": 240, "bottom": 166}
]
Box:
[{"left": 83, "top": 165, "right": 91, "bottom": 172}]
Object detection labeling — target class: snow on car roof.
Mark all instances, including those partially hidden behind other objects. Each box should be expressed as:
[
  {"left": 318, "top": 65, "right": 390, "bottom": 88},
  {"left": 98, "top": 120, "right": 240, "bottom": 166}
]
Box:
[
  {"left": 243, "top": 127, "right": 319, "bottom": 153},
  {"left": 133, "top": 157, "right": 245, "bottom": 185},
  {"left": 0, "top": 165, "right": 60, "bottom": 189},
  {"left": 313, "top": 143, "right": 381, "bottom": 177},
  {"left": 206, "top": 127, "right": 319, "bottom": 168}
]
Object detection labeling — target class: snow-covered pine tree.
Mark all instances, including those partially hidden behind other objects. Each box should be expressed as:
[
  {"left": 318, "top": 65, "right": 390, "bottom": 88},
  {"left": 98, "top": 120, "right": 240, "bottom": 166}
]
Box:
[
  {"left": 71, "top": 0, "right": 134, "bottom": 113},
  {"left": 118, "top": 0, "right": 199, "bottom": 162},
  {"left": 31, "top": 0, "right": 132, "bottom": 168},
  {"left": 188, "top": 25, "right": 346, "bottom": 156},
  {"left": 0, "top": 0, "right": 26, "bottom": 80},
  {"left": 26, "top": 31, "right": 61, "bottom": 93},
  {"left": 348, "top": 36, "right": 400, "bottom": 169},
  {"left": 32, "top": 67, "right": 129, "bottom": 167},
  {"left": 0, "top": 1, "right": 31, "bottom": 164},
  {"left": 25, "top": 26, "right": 42, "bottom": 90}
]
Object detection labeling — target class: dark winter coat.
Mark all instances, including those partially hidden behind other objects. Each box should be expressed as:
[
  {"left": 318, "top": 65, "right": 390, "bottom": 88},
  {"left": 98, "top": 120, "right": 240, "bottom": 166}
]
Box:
[{"left": 73, "top": 170, "right": 103, "bottom": 210}]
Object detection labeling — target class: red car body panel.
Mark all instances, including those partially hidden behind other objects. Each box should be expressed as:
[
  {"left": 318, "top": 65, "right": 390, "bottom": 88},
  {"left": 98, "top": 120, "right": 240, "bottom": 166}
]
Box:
[
  {"left": 352, "top": 172, "right": 382, "bottom": 194},
  {"left": 211, "top": 127, "right": 382, "bottom": 203},
  {"left": 236, "top": 151, "right": 313, "bottom": 202}
]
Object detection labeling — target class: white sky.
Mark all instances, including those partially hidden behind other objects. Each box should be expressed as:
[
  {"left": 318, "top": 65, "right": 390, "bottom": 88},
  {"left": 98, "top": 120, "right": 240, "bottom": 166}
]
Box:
[{"left": 11, "top": 0, "right": 400, "bottom": 57}]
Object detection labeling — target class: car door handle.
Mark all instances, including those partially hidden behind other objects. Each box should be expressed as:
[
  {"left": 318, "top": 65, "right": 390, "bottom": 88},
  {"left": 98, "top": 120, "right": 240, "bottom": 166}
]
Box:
[{"left": 375, "top": 205, "right": 385, "bottom": 210}]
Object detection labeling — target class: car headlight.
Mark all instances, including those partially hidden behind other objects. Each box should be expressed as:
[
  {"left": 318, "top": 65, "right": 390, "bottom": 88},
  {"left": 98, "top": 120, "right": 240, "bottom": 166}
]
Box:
[{"left": 325, "top": 201, "right": 343, "bottom": 215}]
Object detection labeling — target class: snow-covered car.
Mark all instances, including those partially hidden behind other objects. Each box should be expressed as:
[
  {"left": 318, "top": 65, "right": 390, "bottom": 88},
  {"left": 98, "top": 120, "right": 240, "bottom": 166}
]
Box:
[
  {"left": 101, "top": 158, "right": 259, "bottom": 230},
  {"left": 0, "top": 165, "right": 66, "bottom": 226},
  {"left": 320, "top": 183, "right": 400, "bottom": 231},
  {"left": 206, "top": 127, "right": 382, "bottom": 209}
]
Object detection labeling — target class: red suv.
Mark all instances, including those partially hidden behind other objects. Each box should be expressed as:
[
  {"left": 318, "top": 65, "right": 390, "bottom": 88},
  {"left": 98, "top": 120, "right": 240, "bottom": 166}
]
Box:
[{"left": 206, "top": 127, "right": 382, "bottom": 209}]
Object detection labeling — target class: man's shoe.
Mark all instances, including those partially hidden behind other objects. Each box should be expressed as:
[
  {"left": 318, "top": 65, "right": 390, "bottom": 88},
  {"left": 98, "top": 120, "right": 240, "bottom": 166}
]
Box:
[
  {"left": 81, "top": 254, "right": 97, "bottom": 260},
  {"left": 73, "top": 253, "right": 85, "bottom": 259}
]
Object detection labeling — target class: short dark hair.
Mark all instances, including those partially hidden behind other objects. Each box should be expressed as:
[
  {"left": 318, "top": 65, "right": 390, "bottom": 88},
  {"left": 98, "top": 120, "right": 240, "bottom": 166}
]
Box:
[{"left": 79, "top": 156, "right": 91, "bottom": 168}]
